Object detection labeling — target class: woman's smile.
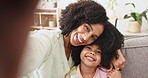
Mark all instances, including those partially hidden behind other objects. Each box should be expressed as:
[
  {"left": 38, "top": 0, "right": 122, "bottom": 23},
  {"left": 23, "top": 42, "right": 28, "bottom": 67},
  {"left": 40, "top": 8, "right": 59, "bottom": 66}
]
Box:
[
  {"left": 70, "top": 23, "right": 104, "bottom": 46},
  {"left": 73, "top": 33, "right": 84, "bottom": 44}
]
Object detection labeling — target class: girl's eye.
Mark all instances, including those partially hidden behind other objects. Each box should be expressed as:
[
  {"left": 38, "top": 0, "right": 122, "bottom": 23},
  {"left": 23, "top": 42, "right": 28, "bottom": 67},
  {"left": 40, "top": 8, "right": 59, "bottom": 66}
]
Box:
[
  {"left": 97, "top": 51, "right": 102, "bottom": 54},
  {"left": 85, "top": 24, "right": 90, "bottom": 32},
  {"left": 85, "top": 46, "right": 91, "bottom": 49}
]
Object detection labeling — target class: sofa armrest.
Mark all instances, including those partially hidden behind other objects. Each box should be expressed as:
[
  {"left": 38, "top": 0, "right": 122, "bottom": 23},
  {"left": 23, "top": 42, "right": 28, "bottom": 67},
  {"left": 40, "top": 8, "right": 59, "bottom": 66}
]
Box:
[{"left": 121, "top": 35, "right": 148, "bottom": 78}]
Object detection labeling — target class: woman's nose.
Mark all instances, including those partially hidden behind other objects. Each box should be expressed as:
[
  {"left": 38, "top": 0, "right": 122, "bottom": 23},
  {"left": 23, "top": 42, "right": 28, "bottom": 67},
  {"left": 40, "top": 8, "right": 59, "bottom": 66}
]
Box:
[{"left": 83, "top": 33, "right": 92, "bottom": 41}]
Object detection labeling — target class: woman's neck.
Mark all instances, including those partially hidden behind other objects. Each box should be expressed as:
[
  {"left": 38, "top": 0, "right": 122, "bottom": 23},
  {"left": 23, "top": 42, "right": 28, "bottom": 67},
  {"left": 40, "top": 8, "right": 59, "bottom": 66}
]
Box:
[
  {"left": 63, "top": 35, "right": 71, "bottom": 60},
  {"left": 80, "top": 63, "right": 97, "bottom": 78}
]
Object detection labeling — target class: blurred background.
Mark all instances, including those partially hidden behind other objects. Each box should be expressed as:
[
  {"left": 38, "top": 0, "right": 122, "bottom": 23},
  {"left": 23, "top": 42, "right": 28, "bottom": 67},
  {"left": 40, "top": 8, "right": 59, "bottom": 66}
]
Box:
[{"left": 33, "top": 0, "right": 148, "bottom": 34}]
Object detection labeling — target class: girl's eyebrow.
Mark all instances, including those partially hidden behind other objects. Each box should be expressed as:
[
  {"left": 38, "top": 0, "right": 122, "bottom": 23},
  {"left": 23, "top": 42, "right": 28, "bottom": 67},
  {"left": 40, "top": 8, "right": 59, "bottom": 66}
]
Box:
[{"left": 97, "top": 47, "right": 101, "bottom": 50}]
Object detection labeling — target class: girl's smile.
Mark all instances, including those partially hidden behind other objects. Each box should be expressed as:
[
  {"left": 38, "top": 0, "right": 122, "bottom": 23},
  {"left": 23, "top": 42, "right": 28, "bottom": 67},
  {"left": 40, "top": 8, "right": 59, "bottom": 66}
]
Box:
[{"left": 80, "top": 45, "right": 102, "bottom": 67}]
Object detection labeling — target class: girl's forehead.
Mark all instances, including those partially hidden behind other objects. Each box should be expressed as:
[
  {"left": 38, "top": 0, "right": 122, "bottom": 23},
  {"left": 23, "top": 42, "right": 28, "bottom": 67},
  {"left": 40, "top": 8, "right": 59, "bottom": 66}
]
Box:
[{"left": 86, "top": 44, "right": 100, "bottom": 49}]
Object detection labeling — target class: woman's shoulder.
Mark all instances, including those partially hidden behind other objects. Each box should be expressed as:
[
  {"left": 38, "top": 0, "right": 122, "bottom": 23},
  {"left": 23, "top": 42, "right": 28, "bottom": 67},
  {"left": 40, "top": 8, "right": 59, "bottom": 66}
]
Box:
[
  {"left": 30, "top": 29, "right": 62, "bottom": 39},
  {"left": 31, "top": 29, "right": 61, "bottom": 35}
]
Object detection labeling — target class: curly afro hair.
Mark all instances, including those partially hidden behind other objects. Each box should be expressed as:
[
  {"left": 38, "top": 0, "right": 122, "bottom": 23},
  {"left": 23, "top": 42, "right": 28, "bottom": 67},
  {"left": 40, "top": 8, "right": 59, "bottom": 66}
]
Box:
[
  {"left": 59, "top": 0, "right": 108, "bottom": 36},
  {"left": 93, "top": 21, "right": 124, "bottom": 69},
  {"left": 71, "top": 21, "right": 124, "bottom": 69}
]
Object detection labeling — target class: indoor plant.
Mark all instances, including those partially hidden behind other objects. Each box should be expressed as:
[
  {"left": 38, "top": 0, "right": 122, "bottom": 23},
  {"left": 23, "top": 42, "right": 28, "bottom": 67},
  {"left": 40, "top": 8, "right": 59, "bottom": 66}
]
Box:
[
  {"left": 107, "top": 0, "right": 118, "bottom": 18},
  {"left": 124, "top": 3, "right": 148, "bottom": 33}
]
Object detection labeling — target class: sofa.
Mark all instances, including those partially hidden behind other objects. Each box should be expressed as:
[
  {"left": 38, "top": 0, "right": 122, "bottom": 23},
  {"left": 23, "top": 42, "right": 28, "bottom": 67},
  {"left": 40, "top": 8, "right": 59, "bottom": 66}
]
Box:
[{"left": 121, "top": 35, "right": 148, "bottom": 78}]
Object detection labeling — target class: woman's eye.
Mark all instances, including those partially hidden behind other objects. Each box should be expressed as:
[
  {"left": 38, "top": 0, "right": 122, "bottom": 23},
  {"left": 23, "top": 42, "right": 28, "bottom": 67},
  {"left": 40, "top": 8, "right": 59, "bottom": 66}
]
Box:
[
  {"left": 91, "top": 35, "right": 97, "bottom": 41},
  {"left": 85, "top": 25, "right": 90, "bottom": 32}
]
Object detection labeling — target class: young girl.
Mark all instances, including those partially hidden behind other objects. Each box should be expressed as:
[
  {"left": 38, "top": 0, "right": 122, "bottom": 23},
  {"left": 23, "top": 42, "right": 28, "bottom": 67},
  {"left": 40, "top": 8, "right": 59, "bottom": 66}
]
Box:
[
  {"left": 65, "top": 44, "right": 122, "bottom": 78},
  {"left": 65, "top": 22, "right": 124, "bottom": 78}
]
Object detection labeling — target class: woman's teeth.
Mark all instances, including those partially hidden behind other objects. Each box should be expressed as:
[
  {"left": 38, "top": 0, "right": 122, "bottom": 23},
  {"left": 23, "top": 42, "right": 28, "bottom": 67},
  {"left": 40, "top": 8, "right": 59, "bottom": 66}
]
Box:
[{"left": 78, "top": 34, "right": 83, "bottom": 43}]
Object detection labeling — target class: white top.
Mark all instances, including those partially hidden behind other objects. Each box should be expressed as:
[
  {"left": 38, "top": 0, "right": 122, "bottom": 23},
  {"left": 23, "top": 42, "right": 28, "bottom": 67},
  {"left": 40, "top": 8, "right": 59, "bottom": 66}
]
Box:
[{"left": 19, "top": 29, "right": 73, "bottom": 78}]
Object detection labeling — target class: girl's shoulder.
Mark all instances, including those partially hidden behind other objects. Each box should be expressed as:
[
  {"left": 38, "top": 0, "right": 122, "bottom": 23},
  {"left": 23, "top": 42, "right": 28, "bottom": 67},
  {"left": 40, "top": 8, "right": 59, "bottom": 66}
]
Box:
[
  {"left": 64, "top": 66, "right": 77, "bottom": 78},
  {"left": 96, "top": 67, "right": 108, "bottom": 78}
]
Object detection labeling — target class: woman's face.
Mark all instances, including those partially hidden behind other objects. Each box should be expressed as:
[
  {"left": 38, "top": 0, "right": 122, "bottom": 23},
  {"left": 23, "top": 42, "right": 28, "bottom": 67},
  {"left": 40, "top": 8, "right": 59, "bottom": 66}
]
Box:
[
  {"left": 70, "top": 23, "right": 104, "bottom": 46},
  {"left": 80, "top": 45, "right": 102, "bottom": 67}
]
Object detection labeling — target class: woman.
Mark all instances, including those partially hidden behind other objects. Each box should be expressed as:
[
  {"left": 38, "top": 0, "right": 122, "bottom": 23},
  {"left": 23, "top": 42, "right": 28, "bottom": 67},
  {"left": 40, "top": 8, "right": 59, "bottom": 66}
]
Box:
[{"left": 19, "top": 0, "right": 125, "bottom": 78}]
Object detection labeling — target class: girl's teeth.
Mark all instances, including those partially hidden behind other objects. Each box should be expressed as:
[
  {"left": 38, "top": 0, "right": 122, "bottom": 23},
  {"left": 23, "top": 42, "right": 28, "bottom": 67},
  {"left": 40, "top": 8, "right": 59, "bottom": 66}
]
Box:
[{"left": 86, "top": 57, "right": 94, "bottom": 61}]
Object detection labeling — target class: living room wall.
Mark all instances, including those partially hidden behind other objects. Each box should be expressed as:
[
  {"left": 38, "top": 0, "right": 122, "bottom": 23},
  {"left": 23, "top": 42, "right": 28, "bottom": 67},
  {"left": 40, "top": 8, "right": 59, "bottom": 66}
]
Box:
[{"left": 57, "top": 0, "right": 148, "bottom": 32}]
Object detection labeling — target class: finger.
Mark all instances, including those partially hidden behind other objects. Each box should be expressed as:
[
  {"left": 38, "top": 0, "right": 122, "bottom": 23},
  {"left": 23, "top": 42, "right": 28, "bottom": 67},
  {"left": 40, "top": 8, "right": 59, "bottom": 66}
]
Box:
[
  {"left": 108, "top": 70, "right": 116, "bottom": 77},
  {"left": 118, "top": 50, "right": 126, "bottom": 68},
  {"left": 115, "top": 68, "right": 120, "bottom": 71},
  {"left": 118, "top": 61, "right": 124, "bottom": 69},
  {"left": 108, "top": 72, "right": 113, "bottom": 77},
  {"left": 114, "top": 60, "right": 124, "bottom": 69},
  {"left": 108, "top": 73, "right": 112, "bottom": 78},
  {"left": 109, "top": 69, "right": 116, "bottom": 74},
  {"left": 109, "top": 70, "right": 114, "bottom": 75},
  {"left": 111, "top": 58, "right": 125, "bottom": 69},
  {"left": 108, "top": 74, "right": 111, "bottom": 78},
  {"left": 113, "top": 63, "right": 120, "bottom": 69}
]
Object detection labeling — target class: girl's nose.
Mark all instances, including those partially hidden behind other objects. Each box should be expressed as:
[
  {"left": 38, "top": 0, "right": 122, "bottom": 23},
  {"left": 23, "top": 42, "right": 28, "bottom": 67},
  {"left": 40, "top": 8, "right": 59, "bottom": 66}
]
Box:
[{"left": 90, "top": 52, "right": 95, "bottom": 55}]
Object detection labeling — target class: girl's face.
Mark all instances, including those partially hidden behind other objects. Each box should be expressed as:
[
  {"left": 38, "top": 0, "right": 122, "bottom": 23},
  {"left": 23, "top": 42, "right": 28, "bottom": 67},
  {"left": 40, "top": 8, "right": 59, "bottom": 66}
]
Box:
[
  {"left": 70, "top": 23, "right": 104, "bottom": 46},
  {"left": 80, "top": 45, "right": 102, "bottom": 68}
]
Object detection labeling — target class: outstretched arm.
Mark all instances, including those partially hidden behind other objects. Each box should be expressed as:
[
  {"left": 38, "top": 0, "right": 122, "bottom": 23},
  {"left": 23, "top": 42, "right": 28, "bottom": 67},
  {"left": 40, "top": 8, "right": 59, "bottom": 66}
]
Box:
[{"left": 0, "top": 0, "right": 38, "bottom": 78}]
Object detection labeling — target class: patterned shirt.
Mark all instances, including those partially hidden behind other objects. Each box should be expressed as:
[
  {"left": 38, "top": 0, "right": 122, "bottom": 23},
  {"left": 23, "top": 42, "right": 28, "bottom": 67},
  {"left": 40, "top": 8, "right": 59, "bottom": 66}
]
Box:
[{"left": 65, "top": 65, "right": 108, "bottom": 78}]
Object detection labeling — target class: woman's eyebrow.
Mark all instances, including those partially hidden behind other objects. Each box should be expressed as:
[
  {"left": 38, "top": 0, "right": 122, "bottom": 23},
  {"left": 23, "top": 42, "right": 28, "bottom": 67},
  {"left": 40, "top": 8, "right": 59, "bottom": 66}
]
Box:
[
  {"left": 87, "top": 24, "right": 93, "bottom": 30},
  {"left": 87, "top": 24, "right": 99, "bottom": 38}
]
